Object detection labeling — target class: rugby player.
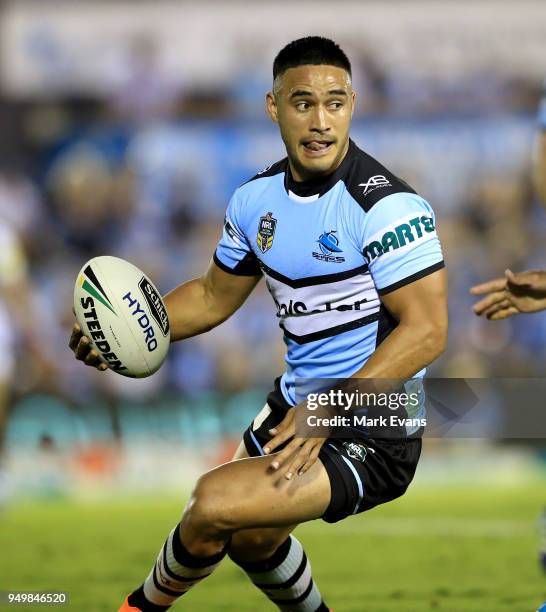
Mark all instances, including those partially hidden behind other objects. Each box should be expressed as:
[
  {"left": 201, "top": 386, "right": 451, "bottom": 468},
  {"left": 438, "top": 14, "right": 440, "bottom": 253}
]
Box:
[{"left": 70, "top": 36, "right": 447, "bottom": 611}]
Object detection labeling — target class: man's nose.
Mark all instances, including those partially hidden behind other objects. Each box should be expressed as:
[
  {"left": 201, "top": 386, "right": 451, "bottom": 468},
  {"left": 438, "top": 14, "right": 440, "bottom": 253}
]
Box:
[{"left": 310, "top": 106, "right": 329, "bottom": 132}]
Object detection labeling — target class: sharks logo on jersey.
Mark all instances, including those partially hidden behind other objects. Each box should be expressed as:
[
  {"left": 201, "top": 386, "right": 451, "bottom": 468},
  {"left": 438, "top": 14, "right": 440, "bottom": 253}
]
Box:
[
  {"left": 313, "top": 231, "right": 345, "bottom": 263},
  {"left": 257, "top": 212, "right": 277, "bottom": 253}
]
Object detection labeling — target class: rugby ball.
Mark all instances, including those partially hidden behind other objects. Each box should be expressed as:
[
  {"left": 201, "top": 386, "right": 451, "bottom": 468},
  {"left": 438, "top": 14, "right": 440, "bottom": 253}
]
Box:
[{"left": 73, "top": 256, "right": 170, "bottom": 378}]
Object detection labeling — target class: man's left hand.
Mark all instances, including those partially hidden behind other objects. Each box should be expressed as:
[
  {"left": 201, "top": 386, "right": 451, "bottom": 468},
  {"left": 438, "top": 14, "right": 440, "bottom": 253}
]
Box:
[{"left": 263, "top": 409, "right": 326, "bottom": 480}]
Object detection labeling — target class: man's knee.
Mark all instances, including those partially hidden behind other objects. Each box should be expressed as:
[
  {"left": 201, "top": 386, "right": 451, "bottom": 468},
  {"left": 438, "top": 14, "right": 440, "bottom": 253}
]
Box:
[
  {"left": 183, "top": 472, "right": 237, "bottom": 536},
  {"left": 229, "top": 528, "right": 291, "bottom": 562}
]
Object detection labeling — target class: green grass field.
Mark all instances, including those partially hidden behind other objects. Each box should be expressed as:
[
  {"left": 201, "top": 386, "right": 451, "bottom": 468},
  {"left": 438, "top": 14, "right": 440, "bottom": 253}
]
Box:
[{"left": 2, "top": 485, "right": 545, "bottom": 612}]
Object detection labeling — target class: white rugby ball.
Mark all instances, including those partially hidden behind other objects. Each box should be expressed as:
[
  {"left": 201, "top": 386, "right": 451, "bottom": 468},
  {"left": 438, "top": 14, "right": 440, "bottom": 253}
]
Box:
[{"left": 73, "top": 256, "right": 170, "bottom": 378}]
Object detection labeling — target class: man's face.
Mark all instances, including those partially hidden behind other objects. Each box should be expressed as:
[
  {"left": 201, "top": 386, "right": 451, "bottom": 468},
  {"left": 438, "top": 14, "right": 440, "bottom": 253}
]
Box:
[{"left": 266, "top": 64, "right": 355, "bottom": 181}]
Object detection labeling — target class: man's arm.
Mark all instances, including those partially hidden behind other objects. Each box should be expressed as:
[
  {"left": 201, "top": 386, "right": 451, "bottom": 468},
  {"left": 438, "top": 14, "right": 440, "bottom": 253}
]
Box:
[
  {"left": 353, "top": 267, "right": 448, "bottom": 378},
  {"left": 165, "top": 260, "right": 261, "bottom": 341},
  {"left": 69, "top": 260, "right": 261, "bottom": 368}
]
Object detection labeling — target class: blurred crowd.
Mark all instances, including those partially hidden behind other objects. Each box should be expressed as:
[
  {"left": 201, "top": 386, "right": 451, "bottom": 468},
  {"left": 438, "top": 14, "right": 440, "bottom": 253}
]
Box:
[{"left": 1, "top": 25, "right": 546, "bottom": 454}]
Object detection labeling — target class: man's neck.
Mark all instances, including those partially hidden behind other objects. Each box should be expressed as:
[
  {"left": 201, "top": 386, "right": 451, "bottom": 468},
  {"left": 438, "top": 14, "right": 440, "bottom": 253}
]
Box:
[{"left": 288, "top": 139, "right": 350, "bottom": 183}]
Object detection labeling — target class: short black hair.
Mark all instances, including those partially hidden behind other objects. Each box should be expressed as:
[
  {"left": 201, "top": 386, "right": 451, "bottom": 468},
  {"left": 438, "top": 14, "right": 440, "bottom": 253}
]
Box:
[{"left": 273, "top": 36, "right": 351, "bottom": 81}]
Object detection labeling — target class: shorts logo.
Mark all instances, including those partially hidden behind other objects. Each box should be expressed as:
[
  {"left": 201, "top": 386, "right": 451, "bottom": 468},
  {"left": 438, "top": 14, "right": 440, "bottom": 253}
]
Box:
[
  {"left": 359, "top": 175, "right": 391, "bottom": 196},
  {"left": 312, "top": 230, "right": 345, "bottom": 263},
  {"left": 257, "top": 212, "right": 277, "bottom": 253},
  {"left": 343, "top": 441, "right": 368, "bottom": 462}
]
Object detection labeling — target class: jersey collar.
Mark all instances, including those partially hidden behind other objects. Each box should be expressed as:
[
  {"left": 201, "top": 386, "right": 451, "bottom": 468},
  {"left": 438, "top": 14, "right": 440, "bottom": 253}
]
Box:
[{"left": 284, "top": 139, "right": 356, "bottom": 200}]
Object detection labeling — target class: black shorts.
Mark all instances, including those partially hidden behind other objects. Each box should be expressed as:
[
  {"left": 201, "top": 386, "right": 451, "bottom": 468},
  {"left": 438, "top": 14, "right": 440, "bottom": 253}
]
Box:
[{"left": 243, "top": 378, "right": 422, "bottom": 523}]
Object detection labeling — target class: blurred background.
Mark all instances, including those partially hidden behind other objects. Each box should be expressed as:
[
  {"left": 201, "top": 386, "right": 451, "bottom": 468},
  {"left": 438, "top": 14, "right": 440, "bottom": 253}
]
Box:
[{"left": 1, "top": 1, "right": 546, "bottom": 609}]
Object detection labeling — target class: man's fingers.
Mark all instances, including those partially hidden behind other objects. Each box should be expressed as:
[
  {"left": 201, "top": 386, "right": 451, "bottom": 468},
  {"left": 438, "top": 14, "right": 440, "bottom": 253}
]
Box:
[
  {"left": 285, "top": 440, "right": 318, "bottom": 479},
  {"left": 268, "top": 410, "right": 294, "bottom": 437},
  {"left": 68, "top": 323, "right": 82, "bottom": 351},
  {"left": 488, "top": 306, "right": 519, "bottom": 321},
  {"left": 84, "top": 351, "right": 108, "bottom": 370},
  {"left": 264, "top": 420, "right": 295, "bottom": 454},
  {"left": 265, "top": 428, "right": 294, "bottom": 455},
  {"left": 280, "top": 445, "right": 308, "bottom": 480},
  {"left": 505, "top": 268, "right": 532, "bottom": 287},
  {"left": 482, "top": 298, "right": 511, "bottom": 319},
  {"left": 298, "top": 444, "right": 321, "bottom": 476},
  {"left": 74, "top": 336, "right": 91, "bottom": 360},
  {"left": 284, "top": 440, "right": 322, "bottom": 479},
  {"left": 269, "top": 439, "right": 302, "bottom": 471},
  {"left": 84, "top": 349, "right": 102, "bottom": 367},
  {"left": 472, "top": 291, "right": 506, "bottom": 315},
  {"left": 469, "top": 278, "right": 505, "bottom": 295}
]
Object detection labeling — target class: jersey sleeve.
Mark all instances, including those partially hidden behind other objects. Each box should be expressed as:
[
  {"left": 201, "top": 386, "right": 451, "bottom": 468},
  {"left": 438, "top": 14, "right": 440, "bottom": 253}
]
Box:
[
  {"left": 361, "top": 192, "right": 444, "bottom": 295},
  {"left": 213, "top": 191, "right": 262, "bottom": 276}
]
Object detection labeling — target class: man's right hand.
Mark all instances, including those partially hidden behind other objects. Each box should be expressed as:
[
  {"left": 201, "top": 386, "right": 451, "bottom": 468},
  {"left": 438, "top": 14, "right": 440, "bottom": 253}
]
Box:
[
  {"left": 68, "top": 323, "right": 108, "bottom": 371},
  {"left": 471, "top": 269, "right": 546, "bottom": 320}
]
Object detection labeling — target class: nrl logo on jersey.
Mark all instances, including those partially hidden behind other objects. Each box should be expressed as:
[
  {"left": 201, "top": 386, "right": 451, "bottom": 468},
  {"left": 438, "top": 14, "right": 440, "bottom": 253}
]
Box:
[{"left": 257, "top": 212, "right": 277, "bottom": 253}]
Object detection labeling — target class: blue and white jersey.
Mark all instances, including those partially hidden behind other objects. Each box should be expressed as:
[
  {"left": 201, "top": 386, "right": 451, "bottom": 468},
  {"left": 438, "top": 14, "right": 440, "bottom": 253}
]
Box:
[{"left": 214, "top": 140, "right": 444, "bottom": 413}]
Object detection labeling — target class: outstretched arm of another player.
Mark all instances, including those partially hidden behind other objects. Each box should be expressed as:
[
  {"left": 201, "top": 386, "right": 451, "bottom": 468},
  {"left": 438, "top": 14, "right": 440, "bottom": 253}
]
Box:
[
  {"left": 69, "top": 259, "right": 261, "bottom": 368},
  {"left": 471, "top": 268, "right": 546, "bottom": 320},
  {"left": 266, "top": 268, "right": 448, "bottom": 478}
]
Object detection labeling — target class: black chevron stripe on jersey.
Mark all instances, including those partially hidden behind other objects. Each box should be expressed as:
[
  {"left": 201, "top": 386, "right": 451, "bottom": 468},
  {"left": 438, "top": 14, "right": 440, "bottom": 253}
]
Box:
[{"left": 259, "top": 260, "right": 369, "bottom": 289}]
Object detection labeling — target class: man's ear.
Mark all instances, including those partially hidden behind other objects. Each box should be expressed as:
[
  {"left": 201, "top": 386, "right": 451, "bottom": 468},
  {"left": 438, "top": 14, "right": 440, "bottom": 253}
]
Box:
[
  {"left": 351, "top": 91, "right": 356, "bottom": 118},
  {"left": 266, "top": 91, "right": 278, "bottom": 123}
]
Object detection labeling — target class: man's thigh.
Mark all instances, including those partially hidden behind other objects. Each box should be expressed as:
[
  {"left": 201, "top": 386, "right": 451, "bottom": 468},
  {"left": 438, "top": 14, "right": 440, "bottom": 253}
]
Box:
[
  {"left": 228, "top": 438, "right": 297, "bottom": 560},
  {"left": 195, "top": 447, "right": 331, "bottom": 530}
]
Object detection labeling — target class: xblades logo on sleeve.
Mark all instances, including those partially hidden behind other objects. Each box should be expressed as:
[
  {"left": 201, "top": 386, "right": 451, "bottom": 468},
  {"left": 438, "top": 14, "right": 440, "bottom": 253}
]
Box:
[
  {"left": 359, "top": 175, "right": 391, "bottom": 196},
  {"left": 312, "top": 230, "right": 345, "bottom": 263}
]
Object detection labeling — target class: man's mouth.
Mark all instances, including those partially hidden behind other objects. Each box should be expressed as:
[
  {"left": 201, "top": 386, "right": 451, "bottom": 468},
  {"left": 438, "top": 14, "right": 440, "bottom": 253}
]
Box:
[{"left": 302, "top": 140, "right": 334, "bottom": 153}]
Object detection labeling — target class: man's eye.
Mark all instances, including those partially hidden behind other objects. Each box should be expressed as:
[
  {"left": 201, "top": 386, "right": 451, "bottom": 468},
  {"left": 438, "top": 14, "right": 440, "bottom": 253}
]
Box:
[
  {"left": 296, "top": 102, "right": 310, "bottom": 110},
  {"left": 330, "top": 102, "right": 343, "bottom": 109}
]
